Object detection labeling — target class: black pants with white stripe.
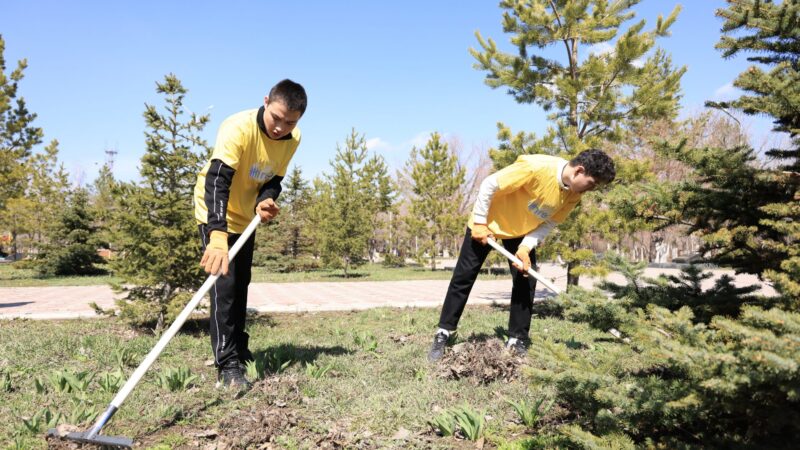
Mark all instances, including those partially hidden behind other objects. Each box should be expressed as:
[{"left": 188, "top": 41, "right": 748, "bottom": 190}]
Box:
[
  {"left": 437, "top": 227, "right": 537, "bottom": 340},
  {"left": 198, "top": 224, "right": 256, "bottom": 368}
]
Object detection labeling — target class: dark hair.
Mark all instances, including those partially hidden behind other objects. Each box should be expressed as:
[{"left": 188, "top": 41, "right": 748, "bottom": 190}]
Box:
[
  {"left": 569, "top": 149, "right": 616, "bottom": 184},
  {"left": 269, "top": 79, "right": 307, "bottom": 115}
]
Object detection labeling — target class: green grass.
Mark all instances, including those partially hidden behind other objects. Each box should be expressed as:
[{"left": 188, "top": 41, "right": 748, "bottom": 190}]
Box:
[
  {"left": 0, "top": 263, "right": 120, "bottom": 287},
  {"left": 0, "top": 262, "right": 508, "bottom": 287},
  {"left": 0, "top": 305, "right": 646, "bottom": 449}
]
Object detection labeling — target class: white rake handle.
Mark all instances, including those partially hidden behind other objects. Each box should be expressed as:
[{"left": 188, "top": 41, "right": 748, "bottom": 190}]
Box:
[
  {"left": 486, "top": 238, "right": 561, "bottom": 294},
  {"left": 86, "top": 214, "right": 262, "bottom": 439}
]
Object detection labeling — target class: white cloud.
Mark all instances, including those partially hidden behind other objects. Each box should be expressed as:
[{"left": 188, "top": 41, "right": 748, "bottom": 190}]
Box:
[
  {"left": 588, "top": 42, "right": 614, "bottom": 57},
  {"left": 630, "top": 58, "right": 645, "bottom": 68},
  {"left": 366, "top": 137, "right": 391, "bottom": 151},
  {"left": 408, "top": 131, "right": 433, "bottom": 149},
  {"left": 713, "top": 82, "right": 738, "bottom": 101}
]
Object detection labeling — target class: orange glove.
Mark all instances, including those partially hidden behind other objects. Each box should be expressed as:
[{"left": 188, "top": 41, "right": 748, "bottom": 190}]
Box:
[
  {"left": 471, "top": 223, "right": 493, "bottom": 245},
  {"left": 513, "top": 245, "right": 531, "bottom": 276},
  {"left": 256, "top": 198, "right": 280, "bottom": 223},
  {"left": 201, "top": 230, "right": 229, "bottom": 275}
]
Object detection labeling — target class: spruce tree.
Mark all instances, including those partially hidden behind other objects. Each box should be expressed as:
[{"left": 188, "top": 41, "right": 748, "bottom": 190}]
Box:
[
  {"left": 404, "top": 132, "right": 466, "bottom": 270},
  {"left": 316, "top": 129, "right": 374, "bottom": 276},
  {"left": 471, "top": 0, "right": 685, "bottom": 286},
  {"left": 110, "top": 74, "right": 210, "bottom": 328},
  {"left": 703, "top": 0, "right": 800, "bottom": 303},
  {"left": 91, "top": 162, "right": 117, "bottom": 249},
  {"left": 38, "top": 188, "right": 105, "bottom": 276},
  {"left": 0, "top": 35, "right": 44, "bottom": 257},
  {"left": 361, "top": 152, "right": 396, "bottom": 261},
  {"left": 0, "top": 35, "right": 43, "bottom": 211},
  {"left": 282, "top": 166, "right": 312, "bottom": 260}
]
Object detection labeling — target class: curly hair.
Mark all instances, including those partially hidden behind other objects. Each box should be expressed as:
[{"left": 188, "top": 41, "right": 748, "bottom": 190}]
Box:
[
  {"left": 569, "top": 149, "right": 616, "bottom": 185},
  {"left": 269, "top": 79, "right": 307, "bottom": 115}
]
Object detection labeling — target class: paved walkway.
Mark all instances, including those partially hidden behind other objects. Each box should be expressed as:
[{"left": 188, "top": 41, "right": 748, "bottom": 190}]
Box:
[{"left": 0, "top": 264, "right": 776, "bottom": 320}]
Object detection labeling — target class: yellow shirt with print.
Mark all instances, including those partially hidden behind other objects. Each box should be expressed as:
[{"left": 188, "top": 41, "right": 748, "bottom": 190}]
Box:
[
  {"left": 469, "top": 154, "right": 582, "bottom": 239},
  {"left": 194, "top": 108, "right": 301, "bottom": 234}
]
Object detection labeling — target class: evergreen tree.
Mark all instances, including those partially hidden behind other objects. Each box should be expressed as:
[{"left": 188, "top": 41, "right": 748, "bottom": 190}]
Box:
[
  {"left": 0, "top": 35, "right": 44, "bottom": 257},
  {"left": 282, "top": 165, "right": 312, "bottom": 260},
  {"left": 703, "top": 0, "right": 800, "bottom": 303},
  {"left": 316, "top": 129, "right": 374, "bottom": 275},
  {"left": 26, "top": 140, "right": 70, "bottom": 248},
  {"left": 404, "top": 132, "right": 466, "bottom": 270},
  {"left": 38, "top": 188, "right": 105, "bottom": 276},
  {"left": 110, "top": 74, "right": 211, "bottom": 328},
  {"left": 361, "top": 152, "right": 396, "bottom": 261},
  {"left": 0, "top": 35, "right": 43, "bottom": 212},
  {"left": 91, "top": 162, "right": 117, "bottom": 249},
  {"left": 471, "top": 0, "right": 685, "bottom": 287}
]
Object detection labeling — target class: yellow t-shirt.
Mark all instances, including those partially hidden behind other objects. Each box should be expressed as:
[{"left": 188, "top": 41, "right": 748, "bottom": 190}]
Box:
[
  {"left": 469, "top": 154, "right": 581, "bottom": 238},
  {"left": 194, "top": 108, "right": 301, "bottom": 234}
]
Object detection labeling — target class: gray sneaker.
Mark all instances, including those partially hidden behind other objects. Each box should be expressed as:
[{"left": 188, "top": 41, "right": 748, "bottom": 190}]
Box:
[
  {"left": 216, "top": 360, "right": 252, "bottom": 391},
  {"left": 427, "top": 331, "right": 450, "bottom": 362},
  {"left": 505, "top": 339, "right": 528, "bottom": 357}
]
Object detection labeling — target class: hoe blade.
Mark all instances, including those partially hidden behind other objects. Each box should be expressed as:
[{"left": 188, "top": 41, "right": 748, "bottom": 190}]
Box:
[{"left": 47, "top": 428, "right": 133, "bottom": 449}]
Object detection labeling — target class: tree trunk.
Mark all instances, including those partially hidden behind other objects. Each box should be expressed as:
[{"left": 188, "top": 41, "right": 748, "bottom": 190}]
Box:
[{"left": 566, "top": 261, "right": 579, "bottom": 291}]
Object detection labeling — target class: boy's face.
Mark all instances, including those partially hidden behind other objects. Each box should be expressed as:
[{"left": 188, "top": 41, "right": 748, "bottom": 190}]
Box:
[
  {"left": 570, "top": 166, "right": 600, "bottom": 193},
  {"left": 262, "top": 96, "right": 302, "bottom": 140}
]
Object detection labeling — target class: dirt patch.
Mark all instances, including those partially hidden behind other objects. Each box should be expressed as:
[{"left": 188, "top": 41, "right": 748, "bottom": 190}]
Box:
[
  {"left": 437, "top": 338, "right": 524, "bottom": 384},
  {"left": 215, "top": 405, "right": 298, "bottom": 449}
]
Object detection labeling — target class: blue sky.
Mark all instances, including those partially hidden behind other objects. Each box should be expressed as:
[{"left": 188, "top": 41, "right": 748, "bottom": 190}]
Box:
[{"left": 0, "top": 0, "right": 778, "bottom": 184}]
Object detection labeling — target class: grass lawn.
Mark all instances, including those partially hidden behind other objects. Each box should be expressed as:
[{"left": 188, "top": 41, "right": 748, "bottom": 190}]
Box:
[
  {"left": 0, "top": 304, "right": 645, "bottom": 449},
  {"left": 0, "top": 262, "right": 508, "bottom": 287}
]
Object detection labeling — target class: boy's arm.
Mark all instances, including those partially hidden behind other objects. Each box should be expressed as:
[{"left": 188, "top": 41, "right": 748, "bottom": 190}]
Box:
[
  {"left": 255, "top": 176, "right": 283, "bottom": 223},
  {"left": 204, "top": 159, "right": 236, "bottom": 233},
  {"left": 201, "top": 159, "right": 235, "bottom": 275},
  {"left": 256, "top": 175, "right": 284, "bottom": 204},
  {"left": 520, "top": 221, "right": 555, "bottom": 250}
]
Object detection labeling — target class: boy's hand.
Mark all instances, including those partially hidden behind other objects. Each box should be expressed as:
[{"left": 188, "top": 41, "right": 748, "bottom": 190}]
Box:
[
  {"left": 513, "top": 245, "right": 531, "bottom": 276},
  {"left": 256, "top": 198, "right": 280, "bottom": 223},
  {"left": 471, "top": 224, "right": 493, "bottom": 245},
  {"left": 201, "top": 230, "right": 229, "bottom": 275}
]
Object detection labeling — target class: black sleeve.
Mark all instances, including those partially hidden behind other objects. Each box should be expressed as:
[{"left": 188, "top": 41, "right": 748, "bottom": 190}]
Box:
[
  {"left": 255, "top": 175, "right": 284, "bottom": 206},
  {"left": 204, "top": 159, "right": 236, "bottom": 233}
]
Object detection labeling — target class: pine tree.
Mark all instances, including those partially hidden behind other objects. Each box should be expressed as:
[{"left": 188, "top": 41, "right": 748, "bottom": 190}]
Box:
[
  {"left": 315, "top": 129, "right": 374, "bottom": 276},
  {"left": 91, "top": 162, "right": 117, "bottom": 249},
  {"left": 361, "top": 152, "right": 395, "bottom": 261},
  {"left": 0, "top": 35, "right": 44, "bottom": 257},
  {"left": 38, "top": 188, "right": 105, "bottom": 276},
  {"left": 0, "top": 35, "right": 43, "bottom": 209},
  {"left": 404, "top": 133, "right": 466, "bottom": 270},
  {"left": 110, "top": 74, "right": 211, "bottom": 328},
  {"left": 471, "top": 0, "right": 685, "bottom": 287},
  {"left": 283, "top": 165, "right": 312, "bottom": 260},
  {"left": 702, "top": 0, "right": 800, "bottom": 303},
  {"left": 26, "top": 140, "right": 70, "bottom": 249}
]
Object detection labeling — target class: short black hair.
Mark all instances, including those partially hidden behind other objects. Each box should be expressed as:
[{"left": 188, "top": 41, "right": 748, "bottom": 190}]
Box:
[
  {"left": 269, "top": 79, "right": 307, "bottom": 115},
  {"left": 569, "top": 149, "right": 616, "bottom": 184}
]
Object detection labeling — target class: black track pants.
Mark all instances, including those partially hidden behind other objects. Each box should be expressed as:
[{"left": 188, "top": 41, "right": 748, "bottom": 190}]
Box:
[
  {"left": 198, "top": 224, "right": 256, "bottom": 368},
  {"left": 437, "top": 227, "right": 537, "bottom": 340}
]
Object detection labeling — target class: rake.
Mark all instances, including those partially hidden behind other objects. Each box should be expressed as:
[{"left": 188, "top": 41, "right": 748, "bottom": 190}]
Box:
[
  {"left": 486, "top": 238, "right": 627, "bottom": 341},
  {"left": 48, "top": 215, "right": 261, "bottom": 448}
]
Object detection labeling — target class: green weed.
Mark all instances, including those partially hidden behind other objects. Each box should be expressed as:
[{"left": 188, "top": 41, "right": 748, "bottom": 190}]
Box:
[
  {"left": 155, "top": 366, "right": 198, "bottom": 391},
  {"left": 506, "top": 396, "right": 554, "bottom": 428},
  {"left": 454, "top": 403, "right": 486, "bottom": 441},
  {"left": 427, "top": 410, "right": 456, "bottom": 437},
  {"left": 304, "top": 361, "right": 333, "bottom": 379}
]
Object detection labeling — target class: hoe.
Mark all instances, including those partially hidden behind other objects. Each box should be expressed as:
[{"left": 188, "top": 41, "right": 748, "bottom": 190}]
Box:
[{"left": 48, "top": 215, "right": 261, "bottom": 448}]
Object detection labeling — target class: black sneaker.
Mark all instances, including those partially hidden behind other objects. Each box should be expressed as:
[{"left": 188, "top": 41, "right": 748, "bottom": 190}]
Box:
[
  {"left": 505, "top": 339, "right": 528, "bottom": 357},
  {"left": 427, "top": 331, "right": 450, "bottom": 362},
  {"left": 216, "top": 360, "right": 252, "bottom": 391}
]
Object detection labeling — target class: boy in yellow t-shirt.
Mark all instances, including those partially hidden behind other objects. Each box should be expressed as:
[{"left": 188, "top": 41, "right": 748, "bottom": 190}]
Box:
[
  {"left": 427, "top": 149, "right": 616, "bottom": 361},
  {"left": 194, "top": 79, "right": 307, "bottom": 389}
]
